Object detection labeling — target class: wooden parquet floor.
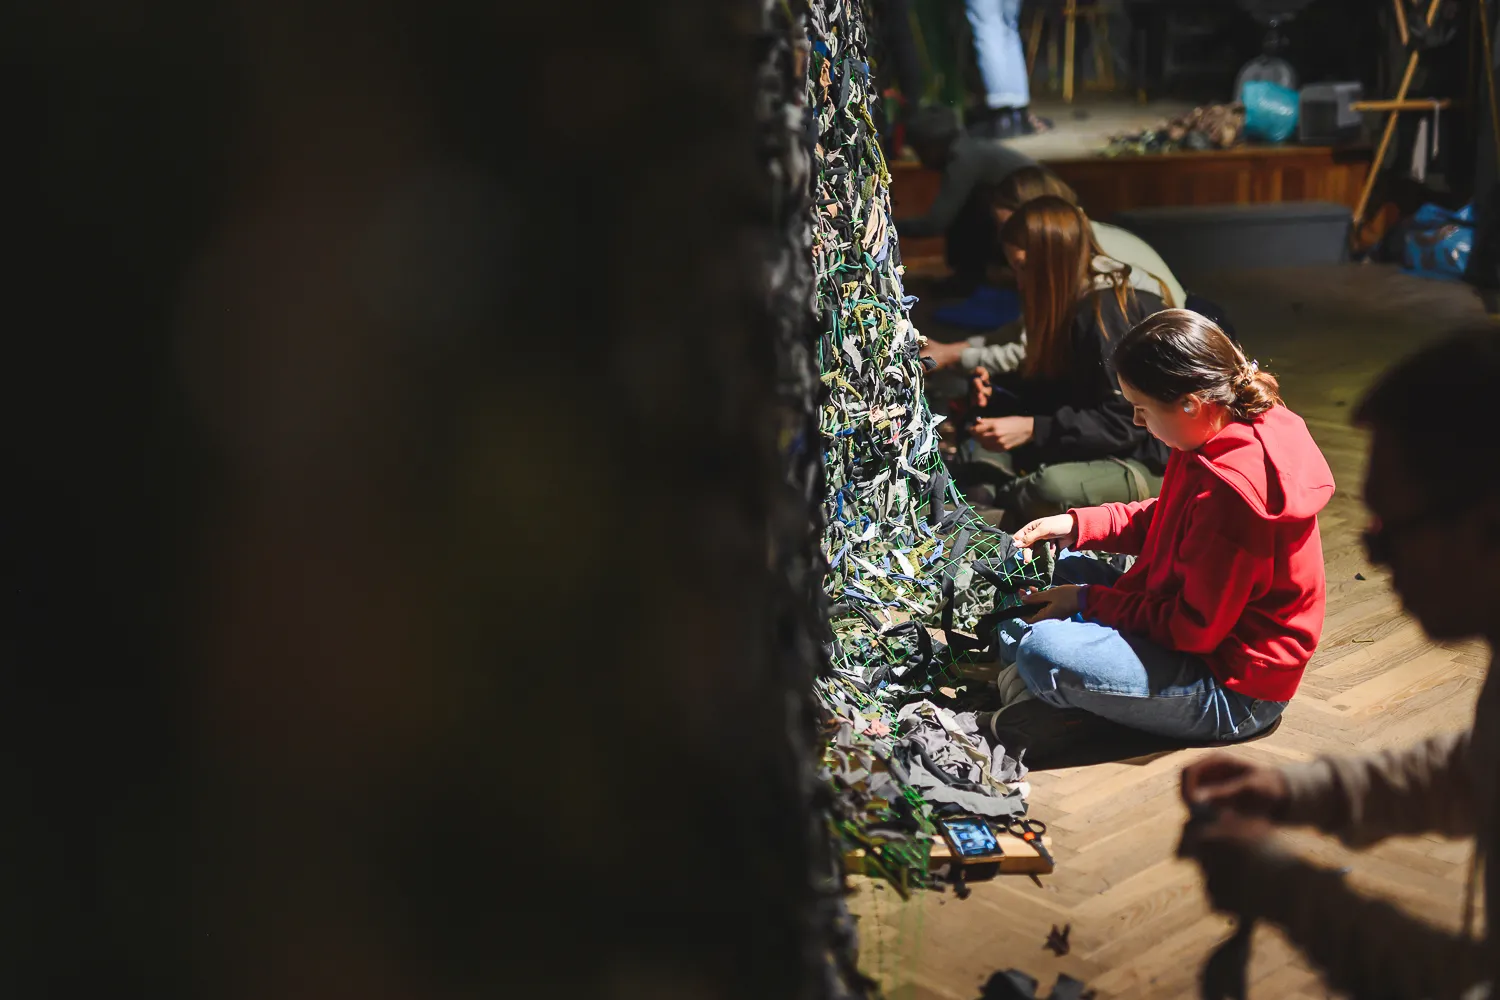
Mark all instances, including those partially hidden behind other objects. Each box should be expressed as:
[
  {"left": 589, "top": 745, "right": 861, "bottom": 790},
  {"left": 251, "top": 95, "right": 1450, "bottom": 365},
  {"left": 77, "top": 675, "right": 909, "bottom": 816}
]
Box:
[{"left": 850, "top": 265, "right": 1494, "bottom": 1000}]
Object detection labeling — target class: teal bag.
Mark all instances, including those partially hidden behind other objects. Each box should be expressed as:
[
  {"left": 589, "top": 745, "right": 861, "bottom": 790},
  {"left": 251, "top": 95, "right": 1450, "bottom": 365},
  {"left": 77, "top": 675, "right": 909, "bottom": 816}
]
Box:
[{"left": 1242, "top": 81, "right": 1299, "bottom": 143}]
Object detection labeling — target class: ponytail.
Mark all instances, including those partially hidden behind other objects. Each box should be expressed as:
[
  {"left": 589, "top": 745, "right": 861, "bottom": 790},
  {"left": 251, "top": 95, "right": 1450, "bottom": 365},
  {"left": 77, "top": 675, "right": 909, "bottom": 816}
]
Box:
[{"left": 1229, "top": 360, "right": 1281, "bottom": 420}]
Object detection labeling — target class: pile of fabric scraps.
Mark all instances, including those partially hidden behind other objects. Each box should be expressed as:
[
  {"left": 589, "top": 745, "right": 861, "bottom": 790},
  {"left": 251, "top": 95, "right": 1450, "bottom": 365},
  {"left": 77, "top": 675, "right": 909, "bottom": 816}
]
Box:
[
  {"left": 1104, "top": 103, "right": 1246, "bottom": 156},
  {"left": 891, "top": 700, "right": 1028, "bottom": 816},
  {"left": 803, "top": 0, "right": 1048, "bottom": 895},
  {"left": 820, "top": 681, "right": 1030, "bottom": 897}
]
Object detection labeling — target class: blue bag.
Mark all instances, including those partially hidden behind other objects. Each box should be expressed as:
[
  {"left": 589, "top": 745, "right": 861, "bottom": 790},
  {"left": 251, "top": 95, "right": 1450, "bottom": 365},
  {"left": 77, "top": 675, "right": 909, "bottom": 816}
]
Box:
[
  {"left": 1404, "top": 203, "right": 1474, "bottom": 281},
  {"left": 932, "top": 285, "right": 1022, "bottom": 331},
  {"left": 1241, "top": 81, "right": 1299, "bottom": 143}
]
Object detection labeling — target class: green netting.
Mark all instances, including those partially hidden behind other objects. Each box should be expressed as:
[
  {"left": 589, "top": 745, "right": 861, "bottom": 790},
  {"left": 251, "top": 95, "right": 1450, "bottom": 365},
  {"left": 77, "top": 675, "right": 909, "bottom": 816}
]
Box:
[
  {"left": 808, "top": 2, "right": 1045, "bottom": 698},
  {"left": 807, "top": 0, "right": 1046, "bottom": 897}
]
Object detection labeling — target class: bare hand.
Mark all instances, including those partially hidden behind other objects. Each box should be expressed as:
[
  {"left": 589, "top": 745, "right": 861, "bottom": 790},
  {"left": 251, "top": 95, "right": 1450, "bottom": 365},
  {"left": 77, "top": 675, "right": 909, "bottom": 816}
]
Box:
[
  {"left": 969, "top": 366, "right": 992, "bottom": 409},
  {"left": 1180, "top": 753, "right": 1291, "bottom": 821},
  {"left": 972, "top": 415, "right": 1035, "bottom": 451},
  {"left": 1013, "top": 514, "right": 1078, "bottom": 549},
  {"left": 920, "top": 339, "right": 966, "bottom": 371},
  {"left": 1021, "top": 584, "right": 1082, "bottom": 622}
]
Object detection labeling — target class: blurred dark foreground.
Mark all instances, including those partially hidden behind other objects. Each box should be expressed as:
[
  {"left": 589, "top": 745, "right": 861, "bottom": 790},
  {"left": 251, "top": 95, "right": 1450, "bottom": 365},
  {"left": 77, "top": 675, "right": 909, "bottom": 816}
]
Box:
[{"left": 4, "top": 3, "right": 830, "bottom": 997}]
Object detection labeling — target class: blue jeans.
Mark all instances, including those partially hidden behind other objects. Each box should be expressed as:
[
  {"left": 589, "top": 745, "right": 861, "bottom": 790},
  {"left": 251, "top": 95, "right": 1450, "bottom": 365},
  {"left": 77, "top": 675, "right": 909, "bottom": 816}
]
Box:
[
  {"left": 1005, "top": 557, "right": 1286, "bottom": 741},
  {"left": 966, "top": 0, "right": 1030, "bottom": 109}
]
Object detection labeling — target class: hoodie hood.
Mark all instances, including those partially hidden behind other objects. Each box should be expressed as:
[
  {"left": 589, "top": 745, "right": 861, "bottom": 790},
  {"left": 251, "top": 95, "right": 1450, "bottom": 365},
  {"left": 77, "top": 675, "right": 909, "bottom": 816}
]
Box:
[{"left": 1193, "top": 405, "right": 1334, "bottom": 521}]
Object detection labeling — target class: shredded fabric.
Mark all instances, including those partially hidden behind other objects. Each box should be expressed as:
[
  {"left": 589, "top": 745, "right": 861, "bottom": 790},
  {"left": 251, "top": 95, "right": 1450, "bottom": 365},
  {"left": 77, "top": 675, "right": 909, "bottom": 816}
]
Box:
[{"left": 801, "top": 0, "right": 1047, "bottom": 893}]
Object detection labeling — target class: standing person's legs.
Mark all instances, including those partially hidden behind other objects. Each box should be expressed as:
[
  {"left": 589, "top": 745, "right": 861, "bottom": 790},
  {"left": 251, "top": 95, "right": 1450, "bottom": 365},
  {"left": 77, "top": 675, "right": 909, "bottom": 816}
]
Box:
[
  {"left": 996, "top": 458, "right": 1161, "bottom": 523},
  {"left": 1012, "top": 619, "right": 1286, "bottom": 741},
  {"left": 965, "top": 0, "right": 1030, "bottom": 111}
]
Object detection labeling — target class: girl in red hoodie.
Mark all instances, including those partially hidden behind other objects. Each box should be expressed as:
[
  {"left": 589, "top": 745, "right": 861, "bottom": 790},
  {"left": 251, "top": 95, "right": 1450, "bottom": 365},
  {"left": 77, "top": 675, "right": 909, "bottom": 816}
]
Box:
[{"left": 984, "top": 309, "right": 1335, "bottom": 751}]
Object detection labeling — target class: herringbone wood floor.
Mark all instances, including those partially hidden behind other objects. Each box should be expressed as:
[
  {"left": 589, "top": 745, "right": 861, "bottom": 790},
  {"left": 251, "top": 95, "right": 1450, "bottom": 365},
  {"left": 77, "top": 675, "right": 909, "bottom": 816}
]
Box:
[{"left": 850, "top": 265, "right": 1493, "bottom": 999}]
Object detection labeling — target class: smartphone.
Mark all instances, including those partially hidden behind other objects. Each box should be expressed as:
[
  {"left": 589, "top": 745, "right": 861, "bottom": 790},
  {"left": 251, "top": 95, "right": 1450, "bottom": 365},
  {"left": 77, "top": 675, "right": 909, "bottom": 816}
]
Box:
[{"left": 939, "top": 816, "right": 1005, "bottom": 861}]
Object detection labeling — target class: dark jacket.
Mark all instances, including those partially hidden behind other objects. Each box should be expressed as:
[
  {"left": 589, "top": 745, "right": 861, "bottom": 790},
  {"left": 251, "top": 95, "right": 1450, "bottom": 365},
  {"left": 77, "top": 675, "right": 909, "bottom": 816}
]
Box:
[{"left": 989, "top": 286, "right": 1170, "bottom": 474}]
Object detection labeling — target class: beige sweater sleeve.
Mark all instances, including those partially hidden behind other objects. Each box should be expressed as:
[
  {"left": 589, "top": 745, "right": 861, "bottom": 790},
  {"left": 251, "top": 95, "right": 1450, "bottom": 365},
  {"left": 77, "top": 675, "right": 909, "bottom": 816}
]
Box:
[
  {"left": 1196, "top": 839, "right": 1487, "bottom": 1000},
  {"left": 1193, "top": 732, "right": 1486, "bottom": 998},
  {"left": 1278, "top": 730, "right": 1476, "bottom": 846}
]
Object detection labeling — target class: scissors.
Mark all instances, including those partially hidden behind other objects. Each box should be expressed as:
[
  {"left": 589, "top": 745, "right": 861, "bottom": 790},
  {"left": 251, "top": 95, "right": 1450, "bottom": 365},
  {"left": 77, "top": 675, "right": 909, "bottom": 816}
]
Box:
[{"left": 999, "top": 816, "right": 1055, "bottom": 870}]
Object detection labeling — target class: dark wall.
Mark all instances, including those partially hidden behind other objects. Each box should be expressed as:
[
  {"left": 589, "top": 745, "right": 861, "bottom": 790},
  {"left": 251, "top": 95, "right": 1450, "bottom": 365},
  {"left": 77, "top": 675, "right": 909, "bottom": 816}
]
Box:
[{"left": 1130, "top": 0, "right": 1390, "bottom": 102}]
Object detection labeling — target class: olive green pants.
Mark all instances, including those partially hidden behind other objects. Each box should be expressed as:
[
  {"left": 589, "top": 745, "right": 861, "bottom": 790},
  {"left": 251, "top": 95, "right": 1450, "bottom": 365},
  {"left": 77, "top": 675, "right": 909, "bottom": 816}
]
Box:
[
  {"left": 953, "top": 445, "right": 1162, "bottom": 528},
  {"left": 999, "top": 457, "right": 1162, "bottom": 522}
]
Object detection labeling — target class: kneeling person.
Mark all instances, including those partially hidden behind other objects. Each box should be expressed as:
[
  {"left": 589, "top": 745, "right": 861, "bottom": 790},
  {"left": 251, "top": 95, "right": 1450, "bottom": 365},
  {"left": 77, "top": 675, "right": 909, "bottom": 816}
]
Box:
[{"left": 986, "top": 309, "right": 1334, "bottom": 750}]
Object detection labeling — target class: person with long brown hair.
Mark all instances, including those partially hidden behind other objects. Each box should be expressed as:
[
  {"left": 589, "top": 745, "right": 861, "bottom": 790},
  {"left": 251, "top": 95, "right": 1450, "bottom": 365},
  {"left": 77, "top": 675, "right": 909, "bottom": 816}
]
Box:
[
  {"left": 979, "top": 309, "right": 1333, "bottom": 753},
  {"left": 992, "top": 167, "right": 1184, "bottom": 307},
  {"left": 922, "top": 165, "right": 1237, "bottom": 375},
  {"left": 952, "top": 195, "right": 1169, "bottom": 523}
]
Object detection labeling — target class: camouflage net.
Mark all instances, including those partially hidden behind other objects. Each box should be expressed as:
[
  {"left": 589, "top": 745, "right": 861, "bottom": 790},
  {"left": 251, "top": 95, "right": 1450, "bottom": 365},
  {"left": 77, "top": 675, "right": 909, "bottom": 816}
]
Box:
[{"left": 805, "top": 0, "right": 1047, "bottom": 894}]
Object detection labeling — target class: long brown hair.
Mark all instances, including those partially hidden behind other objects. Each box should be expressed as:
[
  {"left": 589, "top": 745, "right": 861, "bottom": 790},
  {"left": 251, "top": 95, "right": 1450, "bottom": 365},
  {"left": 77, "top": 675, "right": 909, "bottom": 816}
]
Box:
[
  {"left": 991, "top": 166, "right": 1079, "bottom": 215},
  {"left": 1114, "top": 309, "right": 1281, "bottom": 421},
  {"left": 999, "top": 196, "right": 1134, "bottom": 379},
  {"left": 992, "top": 167, "right": 1176, "bottom": 307}
]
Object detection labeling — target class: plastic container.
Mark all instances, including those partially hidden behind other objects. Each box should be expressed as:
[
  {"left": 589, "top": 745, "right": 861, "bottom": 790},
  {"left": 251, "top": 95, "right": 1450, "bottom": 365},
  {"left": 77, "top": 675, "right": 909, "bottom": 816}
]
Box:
[
  {"left": 1109, "top": 202, "right": 1351, "bottom": 281},
  {"left": 1235, "top": 55, "right": 1297, "bottom": 100}
]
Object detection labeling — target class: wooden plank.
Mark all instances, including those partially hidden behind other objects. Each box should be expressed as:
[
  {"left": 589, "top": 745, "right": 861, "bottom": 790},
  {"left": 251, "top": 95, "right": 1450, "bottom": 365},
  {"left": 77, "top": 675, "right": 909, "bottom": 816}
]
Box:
[
  {"left": 845, "top": 828, "right": 1054, "bottom": 878},
  {"left": 1350, "top": 98, "right": 1452, "bottom": 112},
  {"left": 888, "top": 144, "right": 1374, "bottom": 236},
  {"left": 1043, "top": 142, "right": 1371, "bottom": 164},
  {"left": 1354, "top": 0, "right": 1445, "bottom": 226}
]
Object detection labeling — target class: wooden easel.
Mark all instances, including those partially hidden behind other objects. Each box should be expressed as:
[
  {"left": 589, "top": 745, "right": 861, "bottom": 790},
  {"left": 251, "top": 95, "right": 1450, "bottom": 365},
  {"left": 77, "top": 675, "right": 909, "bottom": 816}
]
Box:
[
  {"left": 1025, "top": 0, "right": 1116, "bottom": 103},
  {"left": 1350, "top": 0, "right": 1450, "bottom": 233}
]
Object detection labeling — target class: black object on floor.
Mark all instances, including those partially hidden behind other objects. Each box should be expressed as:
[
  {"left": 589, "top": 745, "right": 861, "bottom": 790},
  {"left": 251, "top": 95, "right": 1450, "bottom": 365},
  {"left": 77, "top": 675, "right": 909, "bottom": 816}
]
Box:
[
  {"left": 982, "top": 701, "right": 1285, "bottom": 771},
  {"left": 977, "top": 969, "right": 1094, "bottom": 1000}
]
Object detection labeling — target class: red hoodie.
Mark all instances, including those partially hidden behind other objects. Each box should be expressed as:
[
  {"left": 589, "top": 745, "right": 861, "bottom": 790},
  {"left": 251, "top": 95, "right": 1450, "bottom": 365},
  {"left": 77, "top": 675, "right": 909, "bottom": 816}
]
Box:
[{"left": 1070, "top": 405, "right": 1335, "bottom": 702}]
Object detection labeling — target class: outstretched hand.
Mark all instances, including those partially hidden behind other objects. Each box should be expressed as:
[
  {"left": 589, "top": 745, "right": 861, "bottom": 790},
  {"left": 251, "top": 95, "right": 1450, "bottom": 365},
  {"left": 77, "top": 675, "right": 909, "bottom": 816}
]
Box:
[
  {"left": 920, "top": 338, "right": 966, "bottom": 372},
  {"left": 1012, "top": 514, "right": 1078, "bottom": 550}
]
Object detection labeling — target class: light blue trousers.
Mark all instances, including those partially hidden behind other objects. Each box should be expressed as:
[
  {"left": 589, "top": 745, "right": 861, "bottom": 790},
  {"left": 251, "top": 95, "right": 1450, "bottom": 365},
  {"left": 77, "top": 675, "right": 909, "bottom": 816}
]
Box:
[
  {"left": 965, "top": 0, "right": 1031, "bottom": 109},
  {"left": 1000, "top": 556, "right": 1286, "bottom": 741}
]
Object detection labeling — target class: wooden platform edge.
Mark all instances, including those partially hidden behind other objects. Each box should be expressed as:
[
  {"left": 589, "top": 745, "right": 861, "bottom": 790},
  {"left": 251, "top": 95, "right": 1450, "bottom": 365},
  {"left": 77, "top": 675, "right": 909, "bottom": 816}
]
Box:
[{"left": 844, "top": 830, "right": 1053, "bottom": 878}]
